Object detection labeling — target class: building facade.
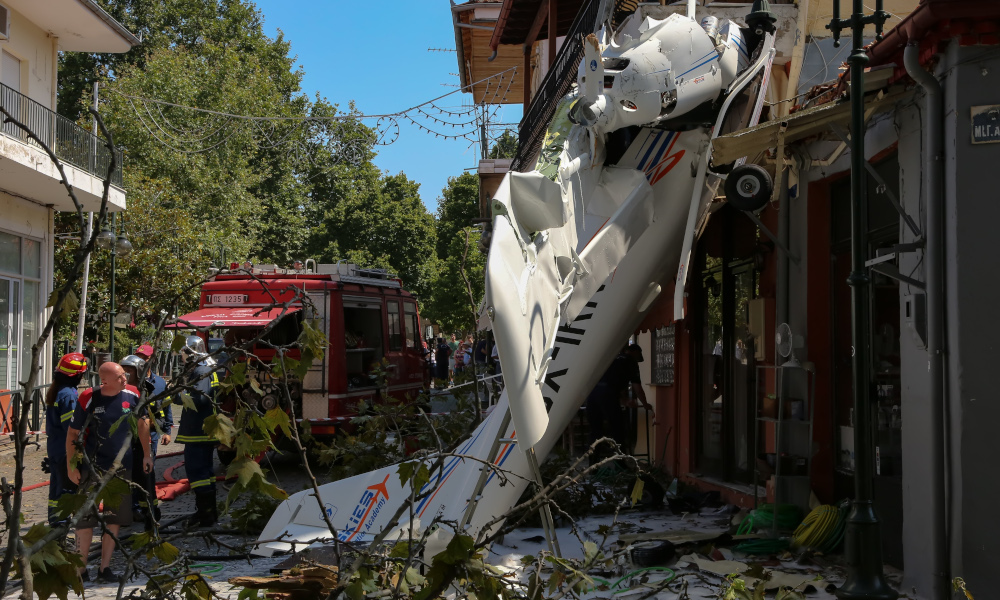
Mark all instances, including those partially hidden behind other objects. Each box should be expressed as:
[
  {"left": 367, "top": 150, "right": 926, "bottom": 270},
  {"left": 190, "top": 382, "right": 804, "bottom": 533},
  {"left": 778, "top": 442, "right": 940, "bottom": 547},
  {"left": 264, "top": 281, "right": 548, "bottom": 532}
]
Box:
[{"left": 0, "top": 0, "right": 135, "bottom": 395}]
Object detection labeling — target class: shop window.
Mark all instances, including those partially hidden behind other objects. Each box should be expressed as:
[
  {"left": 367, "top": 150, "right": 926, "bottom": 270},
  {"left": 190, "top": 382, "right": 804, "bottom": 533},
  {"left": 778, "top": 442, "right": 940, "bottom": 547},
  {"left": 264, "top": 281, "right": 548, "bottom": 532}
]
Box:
[{"left": 0, "top": 230, "right": 42, "bottom": 390}]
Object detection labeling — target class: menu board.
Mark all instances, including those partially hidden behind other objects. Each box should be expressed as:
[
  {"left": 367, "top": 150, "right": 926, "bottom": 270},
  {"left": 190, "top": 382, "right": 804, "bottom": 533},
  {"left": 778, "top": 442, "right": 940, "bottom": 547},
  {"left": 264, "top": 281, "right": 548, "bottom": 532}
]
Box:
[{"left": 651, "top": 325, "right": 675, "bottom": 386}]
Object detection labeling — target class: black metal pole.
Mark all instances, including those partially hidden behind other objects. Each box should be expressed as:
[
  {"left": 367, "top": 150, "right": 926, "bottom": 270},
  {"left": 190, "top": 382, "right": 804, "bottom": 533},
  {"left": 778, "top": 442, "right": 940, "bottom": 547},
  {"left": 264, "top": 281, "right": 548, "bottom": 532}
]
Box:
[
  {"left": 833, "top": 0, "right": 896, "bottom": 597},
  {"left": 109, "top": 212, "right": 116, "bottom": 362}
]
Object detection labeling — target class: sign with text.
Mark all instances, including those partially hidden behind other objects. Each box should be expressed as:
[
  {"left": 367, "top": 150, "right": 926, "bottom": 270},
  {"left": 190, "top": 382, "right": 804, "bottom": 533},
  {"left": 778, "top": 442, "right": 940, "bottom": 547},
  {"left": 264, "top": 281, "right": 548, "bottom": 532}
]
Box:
[
  {"left": 651, "top": 325, "right": 675, "bottom": 386},
  {"left": 971, "top": 105, "right": 1000, "bottom": 144}
]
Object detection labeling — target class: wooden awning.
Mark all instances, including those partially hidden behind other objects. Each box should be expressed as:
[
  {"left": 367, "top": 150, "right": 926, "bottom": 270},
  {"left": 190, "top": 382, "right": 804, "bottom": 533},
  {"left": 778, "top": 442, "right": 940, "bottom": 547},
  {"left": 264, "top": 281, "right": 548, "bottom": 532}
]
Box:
[{"left": 711, "top": 86, "right": 912, "bottom": 166}]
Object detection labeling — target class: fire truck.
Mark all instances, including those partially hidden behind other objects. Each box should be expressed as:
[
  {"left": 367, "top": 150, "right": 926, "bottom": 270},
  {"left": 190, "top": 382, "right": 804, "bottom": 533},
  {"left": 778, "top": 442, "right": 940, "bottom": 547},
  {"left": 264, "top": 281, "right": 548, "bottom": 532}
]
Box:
[{"left": 174, "top": 262, "right": 428, "bottom": 435}]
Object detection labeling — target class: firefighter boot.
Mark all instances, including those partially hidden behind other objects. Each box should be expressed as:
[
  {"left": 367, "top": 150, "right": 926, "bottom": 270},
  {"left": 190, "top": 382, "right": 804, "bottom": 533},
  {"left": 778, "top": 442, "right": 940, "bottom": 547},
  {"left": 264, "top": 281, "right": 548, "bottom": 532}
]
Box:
[{"left": 187, "top": 493, "right": 217, "bottom": 528}]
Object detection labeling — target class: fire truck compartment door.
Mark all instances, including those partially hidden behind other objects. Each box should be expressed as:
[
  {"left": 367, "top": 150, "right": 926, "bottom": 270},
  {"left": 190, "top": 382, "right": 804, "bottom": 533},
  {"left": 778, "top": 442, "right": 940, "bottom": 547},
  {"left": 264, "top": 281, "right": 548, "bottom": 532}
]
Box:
[{"left": 170, "top": 306, "right": 302, "bottom": 328}]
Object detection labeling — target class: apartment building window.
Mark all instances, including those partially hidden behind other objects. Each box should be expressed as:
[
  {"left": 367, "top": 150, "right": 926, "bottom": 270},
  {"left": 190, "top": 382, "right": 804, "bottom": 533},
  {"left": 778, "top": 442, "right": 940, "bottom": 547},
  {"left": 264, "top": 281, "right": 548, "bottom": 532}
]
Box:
[{"left": 0, "top": 230, "right": 41, "bottom": 390}]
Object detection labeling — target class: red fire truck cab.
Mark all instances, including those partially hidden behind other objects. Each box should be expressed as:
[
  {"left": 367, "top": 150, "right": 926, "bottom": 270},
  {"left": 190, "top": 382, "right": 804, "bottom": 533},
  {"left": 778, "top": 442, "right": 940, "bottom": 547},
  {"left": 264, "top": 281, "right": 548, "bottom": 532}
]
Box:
[{"left": 175, "top": 263, "right": 428, "bottom": 434}]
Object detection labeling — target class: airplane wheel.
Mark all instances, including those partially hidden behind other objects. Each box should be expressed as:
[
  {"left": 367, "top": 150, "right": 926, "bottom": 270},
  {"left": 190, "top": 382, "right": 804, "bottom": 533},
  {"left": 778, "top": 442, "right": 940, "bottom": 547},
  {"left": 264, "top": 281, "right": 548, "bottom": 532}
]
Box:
[{"left": 725, "top": 164, "right": 772, "bottom": 212}]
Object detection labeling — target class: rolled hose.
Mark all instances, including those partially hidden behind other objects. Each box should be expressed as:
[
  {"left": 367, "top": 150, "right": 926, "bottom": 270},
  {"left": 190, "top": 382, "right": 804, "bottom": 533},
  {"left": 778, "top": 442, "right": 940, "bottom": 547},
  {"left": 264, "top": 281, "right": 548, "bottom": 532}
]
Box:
[
  {"left": 790, "top": 502, "right": 848, "bottom": 552},
  {"left": 736, "top": 503, "right": 802, "bottom": 534}
]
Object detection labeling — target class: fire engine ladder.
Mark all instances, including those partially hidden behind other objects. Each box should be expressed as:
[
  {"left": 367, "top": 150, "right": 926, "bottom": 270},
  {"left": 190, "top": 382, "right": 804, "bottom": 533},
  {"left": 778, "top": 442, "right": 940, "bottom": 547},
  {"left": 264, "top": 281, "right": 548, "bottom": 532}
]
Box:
[{"left": 458, "top": 407, "right": 562, "bottom": 556}]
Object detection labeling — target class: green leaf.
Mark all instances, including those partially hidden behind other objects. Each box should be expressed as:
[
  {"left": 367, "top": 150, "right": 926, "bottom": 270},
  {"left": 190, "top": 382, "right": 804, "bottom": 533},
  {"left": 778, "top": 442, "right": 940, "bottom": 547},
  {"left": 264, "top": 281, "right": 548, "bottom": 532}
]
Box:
[
  {"left": 249, "top": 379, "right": 263, "bottom": 396},
  {"left": 263, "top": 407, "right": 291, "bottom": 438},
  {"left": 171, "top": 333, "right": 187, "bottom": 353},
  {"left": 56, "top": 492, "right": 86, "bottom": 518},
  {"left": 46, "top": 290, "right": 78, "bottom": 321},
  {"left": 293, "top": 347, "right": 314, "bottom": 380},
  {"left": 229, "top": 361, "right": 248, "bottom": 385},
  {"left": 227, "top": 457, "right": 264, "bottom": 488},
  {"left": 109, "top": 413, "right": 128, "bottom": 436},
  {"left": 397, "top": 461, "right": 416, "bottom": 487},
  {"left": 97, "top": 476, "right": 130, "bottom": 510},
  {"left": 130, "top": 531, "right": 152, "bottom": 553},
  {"left": 237, "top": 588, "right": 260, "bottom": 600},
  {"left": 179, "top": 391, "right": 196, "bottom": 411},
  {"left": 204, "top": 413, "right": 237, "bottom": 447},
  {"left": 583, "top": 541, "right": 599, "bottom": 563},
  {"left": 152, "top": 540, "right": 180, "bottom": 564}
]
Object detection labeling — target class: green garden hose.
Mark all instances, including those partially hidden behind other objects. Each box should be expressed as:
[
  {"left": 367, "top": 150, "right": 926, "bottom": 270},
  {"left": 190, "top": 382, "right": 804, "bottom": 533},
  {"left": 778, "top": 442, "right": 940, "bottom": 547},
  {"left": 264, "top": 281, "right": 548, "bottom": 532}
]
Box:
[
  {"left": 187, "top": 563, "right": 225, "bottom": 574},
  {"left": 738, "top": 504, "right": 803, "bottom": 533},
  {"left": 733, "top": 538, "right": 790, "bottom": 555}
]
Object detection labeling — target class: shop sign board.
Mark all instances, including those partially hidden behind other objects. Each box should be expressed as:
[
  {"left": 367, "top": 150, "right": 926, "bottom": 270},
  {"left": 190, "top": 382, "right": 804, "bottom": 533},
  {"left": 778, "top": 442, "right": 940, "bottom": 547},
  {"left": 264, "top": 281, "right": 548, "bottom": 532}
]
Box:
[{"left": 971, "top": 105, "right": 1000, "bottom": 144}]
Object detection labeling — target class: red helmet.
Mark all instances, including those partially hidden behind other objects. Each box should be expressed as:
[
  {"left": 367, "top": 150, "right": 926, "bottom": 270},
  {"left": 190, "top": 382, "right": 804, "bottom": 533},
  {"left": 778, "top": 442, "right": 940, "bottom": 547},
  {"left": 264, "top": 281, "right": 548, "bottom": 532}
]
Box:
[{"left": 57, "top": 352, "right": 88, "bottom": 376}]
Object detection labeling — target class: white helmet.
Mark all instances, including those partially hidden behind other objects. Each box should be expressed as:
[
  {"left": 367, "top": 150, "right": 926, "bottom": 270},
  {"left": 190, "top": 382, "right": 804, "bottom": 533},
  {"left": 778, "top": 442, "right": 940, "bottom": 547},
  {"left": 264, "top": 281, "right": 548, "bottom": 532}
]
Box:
[
  {"left": 180, "top": 335, "right": 207, "bottom": 361},
  {"left": 120, "top": 354, "right": 146, "bottom": 372}
]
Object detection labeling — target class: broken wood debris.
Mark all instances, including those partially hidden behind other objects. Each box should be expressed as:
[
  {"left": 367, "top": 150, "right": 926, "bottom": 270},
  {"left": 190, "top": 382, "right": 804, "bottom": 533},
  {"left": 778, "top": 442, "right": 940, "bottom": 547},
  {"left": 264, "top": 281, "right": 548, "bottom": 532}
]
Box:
[{"left": 230, "top": 566, "right": 339, "bottom": 600}]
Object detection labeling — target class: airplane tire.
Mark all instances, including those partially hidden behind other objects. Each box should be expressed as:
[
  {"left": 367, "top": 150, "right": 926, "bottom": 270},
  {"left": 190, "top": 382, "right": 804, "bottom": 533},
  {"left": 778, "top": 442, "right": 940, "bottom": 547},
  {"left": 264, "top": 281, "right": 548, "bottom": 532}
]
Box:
[{"left": 725, "top": 164, "right": 772, "bottom": 212}]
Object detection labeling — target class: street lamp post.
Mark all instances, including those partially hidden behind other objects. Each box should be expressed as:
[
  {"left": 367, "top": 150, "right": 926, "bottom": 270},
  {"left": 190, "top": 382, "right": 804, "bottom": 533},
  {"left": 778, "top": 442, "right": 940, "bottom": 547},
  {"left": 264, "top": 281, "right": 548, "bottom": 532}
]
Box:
[
  {"left": 95, "top": 212, "right": 132, "bottom": 362},
  {"left": 827, "top": 1, "right": 897, "bottom": 599}
]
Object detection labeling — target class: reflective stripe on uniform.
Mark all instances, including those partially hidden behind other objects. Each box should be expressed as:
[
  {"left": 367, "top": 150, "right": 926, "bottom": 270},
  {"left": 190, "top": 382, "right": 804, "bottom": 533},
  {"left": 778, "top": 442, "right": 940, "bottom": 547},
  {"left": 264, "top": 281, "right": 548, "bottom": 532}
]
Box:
[
  {"left": 210, "top": 373, "right": 220, "bottom": 388},
  {"left": 175, "top": 435, "right": 216, "bottom": 443},
  {"left": 60, "top": 411, "right": 74, "bottom": 423},
  {"left": 190, "top": 478, "right": 214, "bottom": 489},
  {"left": 48, "top": 500, "right": 58, "bottom": 507}
]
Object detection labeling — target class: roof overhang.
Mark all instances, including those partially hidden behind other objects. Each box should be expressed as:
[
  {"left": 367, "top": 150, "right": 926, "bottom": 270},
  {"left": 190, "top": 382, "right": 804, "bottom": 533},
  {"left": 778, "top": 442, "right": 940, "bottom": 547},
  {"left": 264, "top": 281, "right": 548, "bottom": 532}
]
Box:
[
  {"left": 168, "top": 306, "right": 302, "bottom": 329},
  {"left": 867, "top": 0, "right": 1000, "bottom": 69},
  {"left": 6, "top": 0, "right": 139, "bottom": 52},
  {"left": 711, "top": 86, "right": 913, "bottom": 166},
  {"left": 489, "top": 0, "right": 579, "bottom": 50},
  {"left": 452, "top": 1, "right": 523, "bottom": 104}
]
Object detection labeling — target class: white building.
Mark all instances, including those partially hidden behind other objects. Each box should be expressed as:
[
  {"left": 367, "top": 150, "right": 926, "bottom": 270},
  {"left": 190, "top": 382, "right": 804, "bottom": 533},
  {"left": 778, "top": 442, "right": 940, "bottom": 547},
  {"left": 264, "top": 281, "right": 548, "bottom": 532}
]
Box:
[{"left": 0, "top": 0, "right": 136, "bottom": 393}]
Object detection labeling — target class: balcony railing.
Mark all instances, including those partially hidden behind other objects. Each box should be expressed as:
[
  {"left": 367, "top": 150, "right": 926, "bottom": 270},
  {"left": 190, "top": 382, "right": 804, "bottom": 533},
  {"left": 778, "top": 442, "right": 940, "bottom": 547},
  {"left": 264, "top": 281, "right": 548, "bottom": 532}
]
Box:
[
  {"left": 512, "top": 0, "right": 601, "bottom": 172},
  {"left": 0, "top": 81, "right": 123, "bottom": 187}
]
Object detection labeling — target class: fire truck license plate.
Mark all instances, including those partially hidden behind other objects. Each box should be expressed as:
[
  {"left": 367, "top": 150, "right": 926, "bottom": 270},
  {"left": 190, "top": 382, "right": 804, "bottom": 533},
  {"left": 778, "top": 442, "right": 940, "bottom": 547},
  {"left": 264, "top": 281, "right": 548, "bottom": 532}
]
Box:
[{"left": 210, "top": 294, "right": 247, "bottom": 305}]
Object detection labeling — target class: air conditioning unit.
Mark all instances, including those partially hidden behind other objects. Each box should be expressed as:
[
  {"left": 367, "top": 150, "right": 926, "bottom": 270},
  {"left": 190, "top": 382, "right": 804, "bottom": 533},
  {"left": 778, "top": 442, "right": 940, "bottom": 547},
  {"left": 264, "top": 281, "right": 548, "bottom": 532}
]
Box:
[{"left": 0, "top": 5, "right": 9, "bottom": 41}]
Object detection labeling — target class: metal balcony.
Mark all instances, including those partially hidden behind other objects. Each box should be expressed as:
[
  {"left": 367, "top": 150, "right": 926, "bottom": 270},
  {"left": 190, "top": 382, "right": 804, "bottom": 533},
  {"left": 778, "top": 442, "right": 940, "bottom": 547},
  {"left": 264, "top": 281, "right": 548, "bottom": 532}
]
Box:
[
  {"left": 512, "top": 0, "right": 599, "bottom": 172},
  {"left": 0, "top": 81, "right": 123, "bottom": 187}
]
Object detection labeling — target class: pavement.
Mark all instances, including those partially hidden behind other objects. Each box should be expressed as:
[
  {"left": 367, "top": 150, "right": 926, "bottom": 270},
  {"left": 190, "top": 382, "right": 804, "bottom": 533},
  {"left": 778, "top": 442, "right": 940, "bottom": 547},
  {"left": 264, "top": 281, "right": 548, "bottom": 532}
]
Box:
[{"left": 1, "top": 402, "right": 903, "bottom": 598}]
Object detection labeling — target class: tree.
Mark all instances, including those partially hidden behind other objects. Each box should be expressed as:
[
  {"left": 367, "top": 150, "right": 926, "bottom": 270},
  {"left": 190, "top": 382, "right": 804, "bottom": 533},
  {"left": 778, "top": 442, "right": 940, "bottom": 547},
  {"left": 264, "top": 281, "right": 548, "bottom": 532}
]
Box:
[
  {"left": 434, "top": 172, "right": 480, "bottom": 259},
  {"left": 307, "top": 167, "right": 438, "bottom": 297},
  {"left": 489, "top": 129, "right": 518, "bottom": 159}
]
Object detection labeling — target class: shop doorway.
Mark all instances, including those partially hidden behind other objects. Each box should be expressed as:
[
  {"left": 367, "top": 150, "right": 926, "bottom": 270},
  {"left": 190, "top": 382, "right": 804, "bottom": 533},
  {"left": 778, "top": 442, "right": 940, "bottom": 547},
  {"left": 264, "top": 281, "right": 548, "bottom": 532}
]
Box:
[
  {"left": 829, "top": 153, "right": 903, "bottom": 568},
  {"left": 694, "top": 206, "right": 758, "bottom": 483}
]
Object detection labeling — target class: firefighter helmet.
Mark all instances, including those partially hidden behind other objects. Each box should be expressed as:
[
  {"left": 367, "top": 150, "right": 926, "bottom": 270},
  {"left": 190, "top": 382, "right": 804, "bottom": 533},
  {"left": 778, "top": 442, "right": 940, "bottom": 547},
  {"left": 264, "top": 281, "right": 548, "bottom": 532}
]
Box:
[
  {"left": 120, "top": 354, "right": 146, "bottom": 372},
  {"left": 56, "top": 353, "right": 88, "bottom": 376},
  {"left": 180, "top": 335, "right": 208, "bottom": 362}
]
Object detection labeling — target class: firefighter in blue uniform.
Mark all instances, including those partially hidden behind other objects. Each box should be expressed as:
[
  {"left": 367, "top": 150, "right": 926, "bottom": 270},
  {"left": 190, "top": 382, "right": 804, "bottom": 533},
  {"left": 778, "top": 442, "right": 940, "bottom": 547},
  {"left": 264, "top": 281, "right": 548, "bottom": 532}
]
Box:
[
  {"left": 122, "top": 353, "right": 174, "bottom": 529},
  {"left": 43, "top": 352, "right": 87, "bottom": 525},
  {"left": 174, "top": 335, "right": 220, "bottom": 527}
]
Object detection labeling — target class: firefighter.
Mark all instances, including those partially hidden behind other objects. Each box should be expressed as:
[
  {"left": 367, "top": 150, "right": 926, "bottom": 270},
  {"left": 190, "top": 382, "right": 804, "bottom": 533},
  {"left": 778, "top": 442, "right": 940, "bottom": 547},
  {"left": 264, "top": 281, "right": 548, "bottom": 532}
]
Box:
[
  {"left": 174, "top": 335, "right": 220, "bottom": 527},
  {"left": 122, "top": 353, "right": 173, "bottom": 529},
  {"left": 43, "top": 352, "right": 87, "bottom": 526}
]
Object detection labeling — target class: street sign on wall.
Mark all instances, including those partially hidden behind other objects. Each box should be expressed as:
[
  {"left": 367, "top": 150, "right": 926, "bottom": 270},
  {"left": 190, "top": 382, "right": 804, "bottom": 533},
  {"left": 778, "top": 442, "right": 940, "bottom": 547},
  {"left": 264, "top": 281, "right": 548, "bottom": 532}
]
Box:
[{"left": 971, "top": 105, "right": 1000, "bottom": 144}]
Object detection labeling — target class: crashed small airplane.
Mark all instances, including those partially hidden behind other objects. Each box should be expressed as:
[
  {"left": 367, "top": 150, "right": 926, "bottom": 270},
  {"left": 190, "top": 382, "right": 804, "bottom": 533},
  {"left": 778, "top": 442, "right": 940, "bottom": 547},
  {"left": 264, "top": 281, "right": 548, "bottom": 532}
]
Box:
[{"left": 255, "top": 2, "right": 778, "bottom": 556}]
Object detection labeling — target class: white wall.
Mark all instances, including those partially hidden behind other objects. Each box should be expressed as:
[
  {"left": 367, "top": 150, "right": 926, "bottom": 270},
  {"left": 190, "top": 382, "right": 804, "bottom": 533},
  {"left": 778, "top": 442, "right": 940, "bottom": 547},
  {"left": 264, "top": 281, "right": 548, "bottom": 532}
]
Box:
[{"left": 2, "top": 6, "right": 57, "bottom": 110}]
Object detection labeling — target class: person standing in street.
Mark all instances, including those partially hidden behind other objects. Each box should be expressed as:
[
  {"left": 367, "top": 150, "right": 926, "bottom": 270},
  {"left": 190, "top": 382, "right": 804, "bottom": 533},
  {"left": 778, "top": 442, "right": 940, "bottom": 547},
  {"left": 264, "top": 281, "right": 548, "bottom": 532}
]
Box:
[
  {"left": 43, "top": 353, "right": 88, "bottom": 526},
  {"left": 122, "top": 352, "right": 172, "bottom": 530},
  {"left": 66, "top": 361, "right": 152, "bottom": 583},
  {"left": 174, "top": 335, "right": 220, "bottom": 527},
  {"left": 434, "top": 337, "right": 451, "bottom": 384},
  {"left": 447, "top": 333, "right": 459, "bottom": 382},
  {"left": 585, "top": 343, "right": 651, "bottom": 460}
]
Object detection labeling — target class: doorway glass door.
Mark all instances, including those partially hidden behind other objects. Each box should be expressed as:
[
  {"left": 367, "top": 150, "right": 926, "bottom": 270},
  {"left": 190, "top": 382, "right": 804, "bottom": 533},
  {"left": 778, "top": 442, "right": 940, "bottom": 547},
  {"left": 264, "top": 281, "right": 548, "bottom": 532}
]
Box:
[{"left": 0, "top": 277, "right": 19, "bottom": 390}]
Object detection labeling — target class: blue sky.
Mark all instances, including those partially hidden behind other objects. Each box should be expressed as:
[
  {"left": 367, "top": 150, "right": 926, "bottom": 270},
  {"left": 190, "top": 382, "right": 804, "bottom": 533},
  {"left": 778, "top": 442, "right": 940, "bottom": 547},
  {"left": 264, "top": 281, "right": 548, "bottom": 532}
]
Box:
[{"left": 250, "top": 0, "right": 520, "bottom": 213}]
